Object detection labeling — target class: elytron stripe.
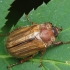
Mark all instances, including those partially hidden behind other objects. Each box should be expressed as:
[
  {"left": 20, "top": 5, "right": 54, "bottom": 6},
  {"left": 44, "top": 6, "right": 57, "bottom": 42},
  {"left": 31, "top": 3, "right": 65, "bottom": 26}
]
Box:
[{"left": 8, "top": 38, "right": 35, "bottom": 49}]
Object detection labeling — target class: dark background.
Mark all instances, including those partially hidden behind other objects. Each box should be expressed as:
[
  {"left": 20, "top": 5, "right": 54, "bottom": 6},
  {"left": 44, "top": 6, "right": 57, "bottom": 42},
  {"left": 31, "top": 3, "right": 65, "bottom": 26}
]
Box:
[{"left": 1, "top": 0, "right": 50, "bottom": 34}]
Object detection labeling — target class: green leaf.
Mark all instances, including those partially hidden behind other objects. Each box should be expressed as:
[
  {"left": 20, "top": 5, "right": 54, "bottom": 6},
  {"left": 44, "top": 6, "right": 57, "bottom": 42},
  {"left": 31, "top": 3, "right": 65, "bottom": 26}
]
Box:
[
  {"left": 0, "top": 0, "right": 14, "bottom": 28},
  {"left": 1, "top": 0, "right": 70, "bottom": 70}
]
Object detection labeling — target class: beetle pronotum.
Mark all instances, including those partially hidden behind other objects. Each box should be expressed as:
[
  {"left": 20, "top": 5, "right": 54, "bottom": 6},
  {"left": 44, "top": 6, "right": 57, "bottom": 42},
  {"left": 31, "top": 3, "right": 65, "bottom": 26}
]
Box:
[{"left": 1, "top": 15, "right": 70, "bottom": 69}]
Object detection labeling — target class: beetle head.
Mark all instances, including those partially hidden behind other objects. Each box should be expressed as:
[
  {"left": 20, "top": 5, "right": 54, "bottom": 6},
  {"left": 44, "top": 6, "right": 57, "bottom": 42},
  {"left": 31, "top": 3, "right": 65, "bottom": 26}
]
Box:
[{"left": 52, "top": 24, "right": 62, "bottom": 37}]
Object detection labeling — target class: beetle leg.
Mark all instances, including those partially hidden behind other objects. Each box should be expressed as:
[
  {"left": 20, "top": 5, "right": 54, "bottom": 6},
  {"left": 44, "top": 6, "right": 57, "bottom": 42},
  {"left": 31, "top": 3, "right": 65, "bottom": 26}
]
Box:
[
  {"left": 39, "top": 48, "right": 46, "bottom": 67},
  {"left": 26, "top": 15, "right": 32, "bottom": 23},
  {"left": 0, "top": 34, "right": 9, "bottom": 36},
  {"left": 53, "top": 41, "right": 70, "bottom": 46},
  {"left": 13, "top": 26, "right": 23, "bottom": 30},
  {"left": 7, "top": 55, "right": 34, "bottom": 69},
  {"left": 26, "top": 15, "right": 37, "bottom": 25}
]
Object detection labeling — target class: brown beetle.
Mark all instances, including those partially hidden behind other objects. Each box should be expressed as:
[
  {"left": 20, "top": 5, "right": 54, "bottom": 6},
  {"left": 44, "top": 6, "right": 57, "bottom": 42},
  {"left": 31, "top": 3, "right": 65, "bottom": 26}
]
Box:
[{"left": 1, "top": 15, "right": 70, "bottom": 69}]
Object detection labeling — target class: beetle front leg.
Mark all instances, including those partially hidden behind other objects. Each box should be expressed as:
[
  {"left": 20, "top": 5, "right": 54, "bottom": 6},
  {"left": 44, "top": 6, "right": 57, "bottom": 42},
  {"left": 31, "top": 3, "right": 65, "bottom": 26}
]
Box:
[
  {"left": 7, "top": 55, "right": 34, "bottom": 70},
  {"left": 53, "top": 41, "right": 70, "bottom": 46}
]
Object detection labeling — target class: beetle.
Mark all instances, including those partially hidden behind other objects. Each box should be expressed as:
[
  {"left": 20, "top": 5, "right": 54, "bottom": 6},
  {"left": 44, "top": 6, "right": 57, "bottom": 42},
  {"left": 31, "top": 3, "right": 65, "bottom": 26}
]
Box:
[{"left": 1, "top": 15, "right": 70, "bottom": 69}]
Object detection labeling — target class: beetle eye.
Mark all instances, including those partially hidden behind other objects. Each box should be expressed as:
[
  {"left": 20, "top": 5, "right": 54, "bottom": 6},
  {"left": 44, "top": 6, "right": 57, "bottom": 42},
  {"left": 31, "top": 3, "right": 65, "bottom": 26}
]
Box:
[{"left": 52, "top": 27, "right": 58, "bottom": 37}]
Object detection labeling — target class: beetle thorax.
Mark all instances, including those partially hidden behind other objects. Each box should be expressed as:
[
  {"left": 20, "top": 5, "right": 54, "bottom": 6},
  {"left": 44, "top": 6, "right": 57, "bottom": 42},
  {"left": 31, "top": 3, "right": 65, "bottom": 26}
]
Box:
[{"left": 39, "top": 23, "right": 56, "bottom": 46}]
